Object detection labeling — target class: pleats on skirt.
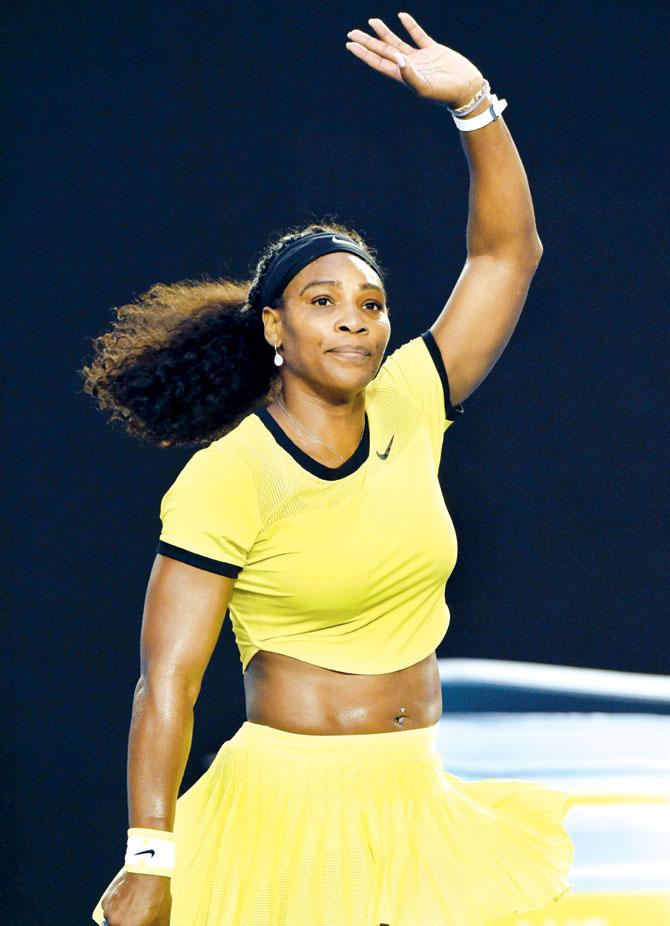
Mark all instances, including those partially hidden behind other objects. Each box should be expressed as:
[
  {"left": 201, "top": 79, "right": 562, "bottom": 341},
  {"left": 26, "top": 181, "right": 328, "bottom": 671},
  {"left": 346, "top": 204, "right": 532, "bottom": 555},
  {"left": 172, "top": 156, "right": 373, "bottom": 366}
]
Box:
[{"left": 92, "top": 719, "right": 574, "bottom": 925}]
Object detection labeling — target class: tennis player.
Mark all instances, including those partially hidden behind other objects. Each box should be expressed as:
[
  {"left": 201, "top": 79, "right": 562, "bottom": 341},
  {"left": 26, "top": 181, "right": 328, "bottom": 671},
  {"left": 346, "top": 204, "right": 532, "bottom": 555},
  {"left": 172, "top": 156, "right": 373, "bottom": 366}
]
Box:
[{"left": 84, "top": 11, "right": 573, "bottom": 925}]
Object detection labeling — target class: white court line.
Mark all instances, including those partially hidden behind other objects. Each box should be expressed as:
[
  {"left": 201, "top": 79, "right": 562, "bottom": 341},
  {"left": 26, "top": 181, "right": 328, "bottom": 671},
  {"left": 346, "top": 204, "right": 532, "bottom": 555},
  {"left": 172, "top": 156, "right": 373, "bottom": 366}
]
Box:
[
  {"left": 570, "top": 862, "right": 670, "bottom": 880},
  {"left": 437, "top": 659, "right": 670, "bottom": 701}
]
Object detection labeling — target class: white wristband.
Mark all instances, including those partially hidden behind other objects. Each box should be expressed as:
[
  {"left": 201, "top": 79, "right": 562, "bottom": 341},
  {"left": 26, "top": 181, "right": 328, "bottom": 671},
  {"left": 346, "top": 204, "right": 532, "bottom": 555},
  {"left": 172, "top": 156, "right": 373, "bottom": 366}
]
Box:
[
  {"left": 124, "top": 827, "right": 176, "bottom": 878},
  {"left": 452, "top": 94, "right": 507, "bottom": 132}
]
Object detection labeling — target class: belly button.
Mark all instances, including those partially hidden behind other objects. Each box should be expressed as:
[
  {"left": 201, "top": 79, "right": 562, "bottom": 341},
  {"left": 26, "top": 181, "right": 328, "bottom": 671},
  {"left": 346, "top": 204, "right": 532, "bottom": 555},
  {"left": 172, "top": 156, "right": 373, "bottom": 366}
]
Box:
[{"left": 394, "top": 707, "right": 406, "bottom": 725}]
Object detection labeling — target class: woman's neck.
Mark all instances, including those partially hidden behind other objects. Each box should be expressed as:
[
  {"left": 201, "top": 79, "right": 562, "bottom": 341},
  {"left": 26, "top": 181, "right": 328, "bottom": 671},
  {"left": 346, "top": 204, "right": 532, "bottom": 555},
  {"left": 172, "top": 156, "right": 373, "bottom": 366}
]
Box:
[{"left": 266, "top": 393, "right": 366, "bottom": 465}]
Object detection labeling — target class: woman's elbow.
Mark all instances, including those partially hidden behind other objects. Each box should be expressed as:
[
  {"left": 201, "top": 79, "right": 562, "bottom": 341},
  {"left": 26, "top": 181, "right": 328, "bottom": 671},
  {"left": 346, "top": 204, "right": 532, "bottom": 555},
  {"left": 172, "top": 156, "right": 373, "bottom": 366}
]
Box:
[{"left": 135, "top": 670, "right": 199, "bottom": 710}]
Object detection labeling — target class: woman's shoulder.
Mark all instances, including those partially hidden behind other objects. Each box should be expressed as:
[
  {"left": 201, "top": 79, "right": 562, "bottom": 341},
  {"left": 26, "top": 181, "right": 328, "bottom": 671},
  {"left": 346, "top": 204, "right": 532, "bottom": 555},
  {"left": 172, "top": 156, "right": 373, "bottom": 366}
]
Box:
[
  {"left": 166, "top": 412, "right": 264, "bottom": 496},
  {"left": 207, "top": 409, "right": 263, "bottom": 458}
]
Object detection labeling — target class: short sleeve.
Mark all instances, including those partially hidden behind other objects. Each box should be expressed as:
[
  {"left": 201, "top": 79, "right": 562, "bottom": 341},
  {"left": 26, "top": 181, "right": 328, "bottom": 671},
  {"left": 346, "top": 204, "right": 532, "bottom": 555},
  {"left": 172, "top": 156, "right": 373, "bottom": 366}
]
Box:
[
  {"left": 374, "top": 329, "right": 464, "bottom": 434},
  {"left": 156, "top": 445, "right": 260, "bottom": 578}
]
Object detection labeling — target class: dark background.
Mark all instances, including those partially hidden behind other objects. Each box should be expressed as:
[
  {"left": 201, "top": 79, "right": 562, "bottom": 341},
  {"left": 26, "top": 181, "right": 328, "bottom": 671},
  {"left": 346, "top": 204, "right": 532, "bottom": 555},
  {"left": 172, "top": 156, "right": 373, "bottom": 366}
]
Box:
[{"left": 3, "top": 0, "right": 667, "bottom": 920}]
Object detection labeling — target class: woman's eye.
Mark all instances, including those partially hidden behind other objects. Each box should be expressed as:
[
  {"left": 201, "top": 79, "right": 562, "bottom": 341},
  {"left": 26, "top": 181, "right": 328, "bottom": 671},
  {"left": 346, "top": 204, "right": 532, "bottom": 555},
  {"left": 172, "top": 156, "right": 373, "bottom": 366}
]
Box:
[{"left": 312, "top": 296, "right": 383, "bottom": 310}]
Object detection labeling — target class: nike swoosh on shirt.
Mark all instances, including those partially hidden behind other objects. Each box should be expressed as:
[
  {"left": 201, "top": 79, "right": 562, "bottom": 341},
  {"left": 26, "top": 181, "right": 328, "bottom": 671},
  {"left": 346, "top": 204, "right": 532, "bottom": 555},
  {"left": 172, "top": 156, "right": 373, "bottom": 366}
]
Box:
[
  {"left": 377, "top": 435, "right": 395, "bottom": 460},
  {"left": 133, "top": 849, "right": 156, "bottom": 858}
]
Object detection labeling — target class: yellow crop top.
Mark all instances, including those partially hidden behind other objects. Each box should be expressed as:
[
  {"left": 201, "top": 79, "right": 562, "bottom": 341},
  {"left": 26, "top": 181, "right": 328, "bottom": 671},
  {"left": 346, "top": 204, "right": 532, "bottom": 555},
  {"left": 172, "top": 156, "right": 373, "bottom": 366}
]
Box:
[{"left": 156, "top": 329, "right": 464, "bottom": 674}]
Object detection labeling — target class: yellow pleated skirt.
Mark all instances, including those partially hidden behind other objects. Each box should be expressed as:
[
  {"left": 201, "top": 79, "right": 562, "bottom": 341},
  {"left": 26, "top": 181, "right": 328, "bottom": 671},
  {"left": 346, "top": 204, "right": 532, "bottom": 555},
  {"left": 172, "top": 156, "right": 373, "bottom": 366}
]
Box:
[{"left": 91, "top": 719, "right": 574, "bottom": 925}]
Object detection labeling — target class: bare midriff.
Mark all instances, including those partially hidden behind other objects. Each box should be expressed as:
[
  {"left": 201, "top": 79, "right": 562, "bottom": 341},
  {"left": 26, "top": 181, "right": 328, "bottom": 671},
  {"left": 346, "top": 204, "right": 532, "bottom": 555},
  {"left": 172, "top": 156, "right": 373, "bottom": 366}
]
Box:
[{"left": 243, "top": 649, "right": 443, "bottom": 735}]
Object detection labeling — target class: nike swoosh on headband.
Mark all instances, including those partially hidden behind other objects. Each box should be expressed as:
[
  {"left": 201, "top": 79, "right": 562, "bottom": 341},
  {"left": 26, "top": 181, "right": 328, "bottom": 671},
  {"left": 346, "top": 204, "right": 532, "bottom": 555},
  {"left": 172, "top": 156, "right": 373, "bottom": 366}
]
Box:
[
  {"left": 133, "top": 849, "right": 156, "bottom": 857},
  {"left": 331, "top": 235, "right": 353, "bottom": 244},
  {"left": 377, "top": 435, "right": 395, "bottom": 460}
]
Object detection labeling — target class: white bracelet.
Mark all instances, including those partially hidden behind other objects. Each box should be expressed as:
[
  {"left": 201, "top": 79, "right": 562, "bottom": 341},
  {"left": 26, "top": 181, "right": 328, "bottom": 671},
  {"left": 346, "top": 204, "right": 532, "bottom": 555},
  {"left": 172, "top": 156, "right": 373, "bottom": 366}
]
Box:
[
  {"left": 452, "top": 90, "right": 492, "bottom": 115},
  {"left": 452, "top": 94, "right": 507, "bottom": 132},
  {"left": 449, "top": 79, "right": 491, "bottom": 116},
  {"left": 124, "top": 827, "right": 176, "bottom": 878}
]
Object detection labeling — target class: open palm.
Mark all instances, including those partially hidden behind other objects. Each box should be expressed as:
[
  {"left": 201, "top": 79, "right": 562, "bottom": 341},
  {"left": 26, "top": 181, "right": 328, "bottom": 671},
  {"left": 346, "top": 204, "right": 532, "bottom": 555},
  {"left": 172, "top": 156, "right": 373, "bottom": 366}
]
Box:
[{"left": 345, "top": 11, "right": 482, "bottom": 108}]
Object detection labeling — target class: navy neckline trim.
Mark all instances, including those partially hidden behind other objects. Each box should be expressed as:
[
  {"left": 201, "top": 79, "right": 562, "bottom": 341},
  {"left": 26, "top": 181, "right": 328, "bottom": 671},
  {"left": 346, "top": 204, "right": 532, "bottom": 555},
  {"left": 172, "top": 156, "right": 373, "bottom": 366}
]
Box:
[{"left": 254, "top": 405, "right": 370, "bottom": 481}]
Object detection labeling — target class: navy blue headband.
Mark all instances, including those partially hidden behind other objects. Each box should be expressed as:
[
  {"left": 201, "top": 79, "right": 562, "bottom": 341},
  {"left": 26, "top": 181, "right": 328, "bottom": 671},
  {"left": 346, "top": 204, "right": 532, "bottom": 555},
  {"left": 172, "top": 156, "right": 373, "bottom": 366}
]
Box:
[{"left": 257, "top": 232, "right": 384, "bottom": 309}]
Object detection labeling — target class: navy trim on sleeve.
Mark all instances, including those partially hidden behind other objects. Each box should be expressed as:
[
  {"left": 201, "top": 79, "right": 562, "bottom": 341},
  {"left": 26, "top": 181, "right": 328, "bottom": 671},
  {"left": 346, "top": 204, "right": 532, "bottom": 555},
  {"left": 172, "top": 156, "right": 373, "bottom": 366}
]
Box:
[
  {"left": 156, "top": 540, "right": 242, "bottom": 578},
  {"left": 420, "top": 329, "right": 465, "bottom": 421}
]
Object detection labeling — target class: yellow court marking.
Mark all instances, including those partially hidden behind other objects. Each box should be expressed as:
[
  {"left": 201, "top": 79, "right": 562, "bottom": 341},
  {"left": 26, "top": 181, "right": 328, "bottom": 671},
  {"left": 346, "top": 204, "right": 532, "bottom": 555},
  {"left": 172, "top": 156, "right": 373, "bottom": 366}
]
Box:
[
  {"left": 516, "top": 891, "right": 670, "bottom": 925},
  {"left": 568, "top": 793, "right": 670, "bottom": 805}
]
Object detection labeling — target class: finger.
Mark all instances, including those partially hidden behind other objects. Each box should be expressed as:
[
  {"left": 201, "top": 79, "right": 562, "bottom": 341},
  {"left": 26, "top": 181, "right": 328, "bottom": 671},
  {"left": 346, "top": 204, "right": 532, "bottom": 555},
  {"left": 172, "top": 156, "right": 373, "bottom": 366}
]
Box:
[
  {"left": 397, "top": 11, "right": 437, "bottom": 48},
  {"left": 345, "top": 41, "right": 403, "bottom": 83},
  {"left": 366, "top": 17, "right": 415, "bottom": 54},
  {"left": 346, "top": 28, "right": 405, "bottom": 69}
]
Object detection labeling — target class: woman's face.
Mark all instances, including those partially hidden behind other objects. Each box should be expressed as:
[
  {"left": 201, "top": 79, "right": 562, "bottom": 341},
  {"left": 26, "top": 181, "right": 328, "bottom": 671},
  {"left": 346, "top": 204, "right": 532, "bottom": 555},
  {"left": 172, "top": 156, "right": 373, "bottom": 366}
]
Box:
[{"left": 263, "top": 251, "right": 391, "bottom": 399}]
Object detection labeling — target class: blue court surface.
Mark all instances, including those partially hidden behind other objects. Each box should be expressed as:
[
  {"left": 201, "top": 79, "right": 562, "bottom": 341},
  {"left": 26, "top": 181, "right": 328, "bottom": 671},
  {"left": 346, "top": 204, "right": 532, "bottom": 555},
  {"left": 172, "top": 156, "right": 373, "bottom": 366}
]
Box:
[{"left": 437, "top": 659, "right": 670, "bottom": 925}]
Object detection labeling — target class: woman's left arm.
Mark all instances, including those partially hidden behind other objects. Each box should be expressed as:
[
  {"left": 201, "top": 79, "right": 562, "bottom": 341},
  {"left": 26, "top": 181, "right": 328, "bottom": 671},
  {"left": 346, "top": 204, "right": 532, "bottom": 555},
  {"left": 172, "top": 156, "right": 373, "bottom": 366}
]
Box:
[
  {"left": 346, "top": 12, "right": 543, "bottom": 407},
  {"left": 431, "top": 99, "right": 543, "bottom": 407}
]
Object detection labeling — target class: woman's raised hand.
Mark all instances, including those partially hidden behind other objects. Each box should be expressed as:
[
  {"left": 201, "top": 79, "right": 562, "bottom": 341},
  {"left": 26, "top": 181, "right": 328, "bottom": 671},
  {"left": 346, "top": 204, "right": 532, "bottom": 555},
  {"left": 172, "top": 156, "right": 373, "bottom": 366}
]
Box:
[{"left": 345, "top": 11, "right": 483, "bottom": 109}]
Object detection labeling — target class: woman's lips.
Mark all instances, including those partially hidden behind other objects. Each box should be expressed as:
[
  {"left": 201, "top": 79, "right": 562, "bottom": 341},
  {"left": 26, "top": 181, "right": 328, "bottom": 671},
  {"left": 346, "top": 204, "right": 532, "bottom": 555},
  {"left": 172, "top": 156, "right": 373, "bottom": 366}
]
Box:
[{"left": 329, "top": 349, "right": 371, "bottom": 360}]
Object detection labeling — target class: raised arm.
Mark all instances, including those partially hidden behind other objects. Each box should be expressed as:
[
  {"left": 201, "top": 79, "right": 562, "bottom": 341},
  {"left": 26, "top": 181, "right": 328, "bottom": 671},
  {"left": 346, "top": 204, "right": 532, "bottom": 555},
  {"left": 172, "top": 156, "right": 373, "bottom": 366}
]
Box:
[
  {"left": 346, "top": 12, "right": 543, "bottom": 408},
  {"left": 428, "top": 92, "right": 542, "bottom": 409},
  {"left": 99, "top": 555, "right": 236, "bottom": 924}
]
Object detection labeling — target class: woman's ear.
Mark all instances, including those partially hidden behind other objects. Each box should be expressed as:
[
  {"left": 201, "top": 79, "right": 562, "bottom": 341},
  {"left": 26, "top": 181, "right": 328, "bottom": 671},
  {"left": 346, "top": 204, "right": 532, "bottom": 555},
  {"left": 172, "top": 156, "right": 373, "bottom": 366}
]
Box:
[{"left": 261, "top": 306, "right": 279, "bottom": 347}]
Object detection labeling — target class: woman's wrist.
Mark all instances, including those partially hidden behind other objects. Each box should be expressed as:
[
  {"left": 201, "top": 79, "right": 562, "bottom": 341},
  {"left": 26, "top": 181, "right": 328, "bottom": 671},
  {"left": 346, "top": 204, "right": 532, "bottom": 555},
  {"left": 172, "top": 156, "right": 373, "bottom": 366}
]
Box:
[
  {"left": 124, "top": 826, "right": 177, "bottom": 878},
  {"left": 450, "top": 76, "right": 486, "bottom": 111},
  {"left": 124, "top": 870, "right": 171, "bottom": 887},
  {"left": 458, "top": 93, "right": 496, "bottom": 120}
]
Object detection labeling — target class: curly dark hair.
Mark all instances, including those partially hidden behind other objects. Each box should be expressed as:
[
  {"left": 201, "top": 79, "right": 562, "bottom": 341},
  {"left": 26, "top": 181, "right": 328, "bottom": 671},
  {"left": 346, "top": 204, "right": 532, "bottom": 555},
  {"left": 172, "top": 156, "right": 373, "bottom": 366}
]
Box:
[{"left": 78, "top": 219, "right": 387, "bottom": 448}]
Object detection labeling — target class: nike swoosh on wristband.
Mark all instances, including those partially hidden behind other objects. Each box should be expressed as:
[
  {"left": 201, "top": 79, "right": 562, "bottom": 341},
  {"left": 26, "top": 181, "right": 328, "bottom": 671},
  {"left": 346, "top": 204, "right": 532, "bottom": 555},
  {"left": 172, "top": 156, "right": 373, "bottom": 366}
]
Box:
[
  {"left": 377, "top": 435, "right": 395, "bottom": 460},
  {"left": 133, "top": 849, "right": 156, "bottom": 857}
]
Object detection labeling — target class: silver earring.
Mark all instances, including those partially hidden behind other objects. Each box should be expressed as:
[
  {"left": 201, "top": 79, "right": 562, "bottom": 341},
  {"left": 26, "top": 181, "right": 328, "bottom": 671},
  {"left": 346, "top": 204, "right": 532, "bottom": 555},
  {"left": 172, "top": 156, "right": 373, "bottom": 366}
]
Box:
[{"left": 273, "top": 340, "right": 283, "bottom": 366}]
